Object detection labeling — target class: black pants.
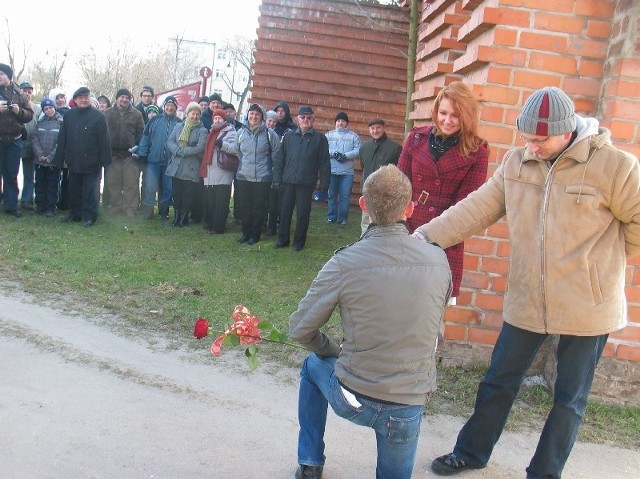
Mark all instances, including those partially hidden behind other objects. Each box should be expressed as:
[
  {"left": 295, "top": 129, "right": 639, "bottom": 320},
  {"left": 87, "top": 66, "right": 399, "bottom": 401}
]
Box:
[
  {"left": 35, "top": 164, "right": 61, "bottom": 213},
  {"left": 236, "top": 179, "right": 270, "bottom": 240},
  {"left": 204, "top": 184, "right": 232, "bottom": 233},
  {"left": 189, "top": 178, "right": 205, "bottom": 223},
  {"left": 172, "top": 177, "right": 197, "bottom": 225},
  {"left": 68, "top": 169, "right": 100, "bottom": 222},
  {"left": 267, "top": 187, "right": 281, "bottom": 234},
  {"left": 278, "top": 183, "right": 314, "bottom": 248},
  {"left": 57, "top": 167, "right": 69, "bottom": 210}
]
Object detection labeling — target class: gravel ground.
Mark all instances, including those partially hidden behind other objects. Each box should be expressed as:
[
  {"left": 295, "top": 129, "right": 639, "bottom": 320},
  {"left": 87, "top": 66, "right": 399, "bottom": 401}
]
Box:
[{"left": 1, "top": 284, "right": 638, "bottom": 478}]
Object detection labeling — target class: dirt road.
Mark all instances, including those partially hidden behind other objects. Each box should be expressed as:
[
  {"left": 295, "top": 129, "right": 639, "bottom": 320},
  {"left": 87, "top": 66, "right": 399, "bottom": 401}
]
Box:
[{"left": 0, "top": 284, "right": 638, "bottom": 478}]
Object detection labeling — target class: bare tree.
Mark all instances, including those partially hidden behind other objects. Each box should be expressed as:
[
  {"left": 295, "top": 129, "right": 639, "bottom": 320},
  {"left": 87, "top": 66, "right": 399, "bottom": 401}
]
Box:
[
  {"left": 28, "top": 48, "right": 68, "bottom": 97},
  {"left": 1, "top": 16, "right": 29, "bottom": 83},
  {"left": 220, "top": 36, "right": 255, "bottom": 114}
]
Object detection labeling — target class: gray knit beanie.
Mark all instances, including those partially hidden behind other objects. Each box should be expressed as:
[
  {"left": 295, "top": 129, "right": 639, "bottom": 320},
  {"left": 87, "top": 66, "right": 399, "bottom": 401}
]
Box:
[{"left": 516, "top": 87, "right": 576, "bottom": 136}]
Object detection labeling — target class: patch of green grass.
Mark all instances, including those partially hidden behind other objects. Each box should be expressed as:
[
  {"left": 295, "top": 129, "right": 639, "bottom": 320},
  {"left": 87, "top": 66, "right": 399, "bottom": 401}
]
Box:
[{"left": 1, "top": 206, "right": 639, "bottom": 449}]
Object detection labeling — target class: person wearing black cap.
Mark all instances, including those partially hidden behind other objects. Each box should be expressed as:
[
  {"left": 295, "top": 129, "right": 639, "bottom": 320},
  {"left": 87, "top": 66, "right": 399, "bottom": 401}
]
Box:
[
  {"left": 272, "top": 105, "right": 330, "bottom": 251},
  {"left": 135, "top": 86, "right": 155, "bottom": 124},
  {"left": 325, "top": 111, "right": 360, "bottom": 226},
  {"left": 104, "top": 88, "right": 145, "bottom": 217},
  {"left": 198, "top": 96, "right": 210, "bottom": 111},
  {"left": 222, "top": 102, "right": 243, "bottom": 131},
  {"left": 417, "top": 86, "right": 640, "bottom": 479},
  {"left": 0, "top": 63, "right": 34, "bottom": 217},
  {"left": 359, "top": 118, "right": 402, "bottom": 234},
  {"left": 54, "top": 87, "right": 111, "bottom": 227}
]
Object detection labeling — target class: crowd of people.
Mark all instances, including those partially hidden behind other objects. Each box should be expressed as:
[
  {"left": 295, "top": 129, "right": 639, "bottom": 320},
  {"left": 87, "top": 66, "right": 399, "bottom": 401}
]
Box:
[{"left": 3, "top": 60, "right": 639, "bottom": 479}]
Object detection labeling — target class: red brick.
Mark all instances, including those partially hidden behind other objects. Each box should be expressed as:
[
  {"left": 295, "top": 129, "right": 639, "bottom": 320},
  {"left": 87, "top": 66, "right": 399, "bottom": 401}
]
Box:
[
  {"left": 529, "top": 53, "right": 577, "bottom": 75},
  {"left": 519, "top": 32, "right": 568, "bottom": 53},
  {"left": 443, "top": 324, "right": 467, "bottom": 341},
  {"left": 610, "top": 325, "right": 640, "bottom": 342},
  {"left": 475, "top": 292, "right": 505, "bottom": 311},
  {"left": 469, "top": 327, "right": 500, "bottom": 345},
  {"left": 522, "top": 0, "right": 574, "bottom": 13},
  {"left": 487, "top": 221, "right": 509, "bottom": 240},
  {"left": 513, "top": 71, "right": 562, "bottom": 89},
  {"left": 586, "top": 20, "right": 611, "bottom": 38},
  {"left": 444, "top": 306, "right": 481, "bottom": 324},
  {"left": 480, "top": 257, "right": 510, "bottom": 275},
  {"left": 490, "top": 275, "right": 508, "bottom": 293},
  {"left": 602, "top": 342, "right": 616, "bottom": 358},
  {"left": 478, "top": 125, "right": 516, "bottom": 145},
  {"left": 496, "top": 240, "right": 511, "bottom": 257},
  {"left": 465, "top": 237, "right": 497, "bottom": 255},
  {"left": 607, "top": 120, "right": 637, "bottom": 141},
  {"left": 493, "top": 28, "right": 518, "bottom": 47},
  {"left": 613, "top": 59, "right": 640, "bottom": 79},
  {"left": 575, "top": 0, "right": 616, "bottom": 18},
  {"left": 616, "top": 344, "right": 640, "bottom": 361},
  {"left": 461, "top": 271, "right": 491, "bottom": 290},
  {"left": 463, "top": 254, "right": 480, "bottom": 272},
  {"left": 561, "top": 77, "right": 602, "bottom": 97},
  {"left": 534, "top": 13, "right": 584, "bottom": 34},
  {"left": 486, "top": 66, "right": 512, "bottom": 85},
  {"left": 578, "top": 59, "right": 604, "bottom": 77},
  {"left": 625, "top": 285, "right": 640, "bottom": 303},
  {"left": 605, "top": 100, "right": 640, "bottom": 122},
  {"left": 567, "top": 38, "right": 608, "bottom": 59},
  {"left": 605, "top": 80, "right": 640, "bottom": 98},
  {"left": 480, "top": 105, "right": 506, "bottom": 123},
  {"left": 483, "top": 311, "right": 504, "bottom": 328},
  {"left": 628, "top": 305, "right": 640, "bottom": 323}
]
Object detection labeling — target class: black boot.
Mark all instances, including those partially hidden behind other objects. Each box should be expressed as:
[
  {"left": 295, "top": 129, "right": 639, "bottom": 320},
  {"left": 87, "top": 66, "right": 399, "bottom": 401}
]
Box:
[{"left": 159, "top": 205, "right": 169, "bottom": 220}]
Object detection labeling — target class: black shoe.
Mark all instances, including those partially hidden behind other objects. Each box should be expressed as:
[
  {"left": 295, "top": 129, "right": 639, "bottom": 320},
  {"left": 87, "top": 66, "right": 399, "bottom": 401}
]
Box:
[
  {"left": 83, "top": 220, "right": 96, "bottom": 228},
  {"left": 60, "top": 215, "right": 81, "bottom": 223},
  {"left": 237, "top": 235, "right": 250, "bottom": 244},
  {"left": 274, "top": 241, "right": 289, "bottom": 249},
  {"left": 5, "top": 210, "right": 22, "bottom": 218},
  {"left": 293, "top": 244, "right": 303, "bottom": 252},
  {"left": 246, "top": 237, "right": 259, "bottom": 245},
  {"left": 295, "top": 465, "right": 323, "bottom": 479},
  {"left": 431, "top": 453, "right": 486, "bottom": 476}
]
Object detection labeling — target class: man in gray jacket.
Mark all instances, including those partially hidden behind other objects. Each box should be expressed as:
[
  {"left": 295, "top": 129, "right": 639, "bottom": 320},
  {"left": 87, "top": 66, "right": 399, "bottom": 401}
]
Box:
[{"left": 289, "top": 164, "right": 452, "bottom": 479}]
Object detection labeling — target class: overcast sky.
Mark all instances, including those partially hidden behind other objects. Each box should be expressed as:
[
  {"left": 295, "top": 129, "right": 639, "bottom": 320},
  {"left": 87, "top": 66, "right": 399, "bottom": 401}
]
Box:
[{"left": 2, "top": 0, "right": 260, "bottom": 62}]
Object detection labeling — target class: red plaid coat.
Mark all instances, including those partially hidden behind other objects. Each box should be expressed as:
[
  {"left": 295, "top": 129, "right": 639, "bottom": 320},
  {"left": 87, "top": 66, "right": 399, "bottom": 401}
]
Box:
[{"left": 398, "top": 125, "right": 489, "bottom": 296}]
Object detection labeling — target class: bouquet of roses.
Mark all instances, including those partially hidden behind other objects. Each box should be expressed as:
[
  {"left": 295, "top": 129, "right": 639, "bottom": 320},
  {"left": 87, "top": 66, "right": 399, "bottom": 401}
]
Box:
[{"left": 193, "top": 305, "right": 304, "bottom": 370}]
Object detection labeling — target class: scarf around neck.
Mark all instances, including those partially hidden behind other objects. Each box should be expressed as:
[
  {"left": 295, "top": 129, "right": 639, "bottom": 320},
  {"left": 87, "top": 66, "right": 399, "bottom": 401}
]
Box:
[
  {"left": 429, "top": 130, "right": 460, "bottom": 160},
  {"left": 179, "top": 119, "right": 200, "bottom": 146}
]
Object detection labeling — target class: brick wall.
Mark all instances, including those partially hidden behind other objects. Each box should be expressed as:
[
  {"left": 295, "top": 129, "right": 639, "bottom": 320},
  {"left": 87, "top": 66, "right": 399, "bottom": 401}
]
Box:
[
  {"left": 250, "top": 0, "right": 640, "bottom": 404},
  {"left": 413, "top": 0, "right": 640, "bottom": 405},
  {"left": 251, "top": 0, "right": 410, "bottom": 197}
]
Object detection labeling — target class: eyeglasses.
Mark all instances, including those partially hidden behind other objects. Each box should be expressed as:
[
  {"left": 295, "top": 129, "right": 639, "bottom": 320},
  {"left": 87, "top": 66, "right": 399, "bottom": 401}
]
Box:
[
  {"left": 520, "top": 134, "right": 550, "bottom": 145},
  {"left": 298, "top": 115, "right": 313, "bottom": 120},
  {"left": 141, "top": 94, "right": 153, "bottom": 98}
]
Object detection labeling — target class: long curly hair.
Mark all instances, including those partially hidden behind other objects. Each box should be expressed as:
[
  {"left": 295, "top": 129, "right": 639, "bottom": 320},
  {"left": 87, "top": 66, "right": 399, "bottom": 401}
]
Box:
[{"left": 431, "top": 81, "right": 486, "bottom": 158}]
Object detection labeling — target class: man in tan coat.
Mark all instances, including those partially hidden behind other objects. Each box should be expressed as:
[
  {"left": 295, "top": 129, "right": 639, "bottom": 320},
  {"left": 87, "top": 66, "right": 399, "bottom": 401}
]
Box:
[{"left": 415, "top": 87, "right": 640, "bottom": 479}]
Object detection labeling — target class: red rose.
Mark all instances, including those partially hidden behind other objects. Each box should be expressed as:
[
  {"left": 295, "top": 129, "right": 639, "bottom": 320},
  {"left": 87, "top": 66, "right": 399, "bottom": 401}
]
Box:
[{"left": 193, "top": 318, "right": 209, "bottom": 339}]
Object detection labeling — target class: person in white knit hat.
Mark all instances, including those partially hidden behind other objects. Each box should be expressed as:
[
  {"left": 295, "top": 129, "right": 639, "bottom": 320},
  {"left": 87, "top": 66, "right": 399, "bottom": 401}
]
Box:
[{"left": 416, "top": 86, "right": 640, "bottom": 479}]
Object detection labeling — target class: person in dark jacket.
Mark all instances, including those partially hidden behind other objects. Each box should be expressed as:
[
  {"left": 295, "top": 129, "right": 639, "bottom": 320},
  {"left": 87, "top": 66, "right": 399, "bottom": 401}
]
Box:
[
  {"left": 359, "top": 118, "right": 402, "bottom": 234},
  {"left": 54, "top": 87, "right": 111, "bottom": 227},
  {"left": 272, "top": 105, "right": 330, "bottom": 251},
  {"left": 0, "top": 63, "right": 34, "bottom": 217},
  {"left": 138, "top": 96, "right": 182, "bottom": 220},
  {"left": 32, "top": 98, "right": 63, "bottom": 216},
  {"left": 135, "top": 86, "right": 155, "bottom": 124},
  {"left": 290, "top": 165, "right": 451, "bottom": 479}
]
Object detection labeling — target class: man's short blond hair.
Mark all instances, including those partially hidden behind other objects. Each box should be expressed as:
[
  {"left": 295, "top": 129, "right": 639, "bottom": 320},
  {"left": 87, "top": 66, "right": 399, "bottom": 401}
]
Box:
[{"left": 362, "top": 165, "right": 412, "bottom": 225}]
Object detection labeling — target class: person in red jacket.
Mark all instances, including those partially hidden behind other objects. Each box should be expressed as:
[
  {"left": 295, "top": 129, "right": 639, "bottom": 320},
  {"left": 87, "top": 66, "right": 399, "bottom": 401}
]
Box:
[{"left": 398, "top": 81, "right": 488, "bottom": 299}]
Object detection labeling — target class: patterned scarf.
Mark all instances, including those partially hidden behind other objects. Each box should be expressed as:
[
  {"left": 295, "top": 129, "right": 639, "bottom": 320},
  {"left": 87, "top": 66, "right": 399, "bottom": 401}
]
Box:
[{"left": 429, "top": 130, "right": 460, "bottom": 160}]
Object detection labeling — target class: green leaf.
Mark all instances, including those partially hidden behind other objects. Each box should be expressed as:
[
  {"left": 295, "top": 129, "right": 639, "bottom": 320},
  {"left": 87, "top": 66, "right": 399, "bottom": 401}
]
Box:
[
  {"left": 259, "top": 321, "right": 274, "bottom": 330},
  {"left": 245, "top": 345, "right": 259, "bottom": 371},
  {"left": 224, "top": 334, "right": 240, "bottom": 346}
]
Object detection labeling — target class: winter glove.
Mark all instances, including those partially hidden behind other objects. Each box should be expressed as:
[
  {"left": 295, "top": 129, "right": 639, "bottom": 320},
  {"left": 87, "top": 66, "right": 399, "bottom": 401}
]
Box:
[
  {"left": 271, "top": 182, "right": 281, "bottom": 191},
  {"left": 336, "top": 152, "right": 347, "bottom": 162},
  {"left": 215, "top": 138, "right": 223, "bottom": 149}
]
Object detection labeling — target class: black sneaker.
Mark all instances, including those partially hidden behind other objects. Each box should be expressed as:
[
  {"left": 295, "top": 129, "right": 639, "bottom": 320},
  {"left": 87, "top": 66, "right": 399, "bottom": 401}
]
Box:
[
  {"left": 431, "top": 453, "right": 486, "bottom": 476},
  {"left": 5, "top": 210, "right": 22, "bottom": 218},
  {"left": 295, "top": 465, "right": 323, "bottom": 479}
]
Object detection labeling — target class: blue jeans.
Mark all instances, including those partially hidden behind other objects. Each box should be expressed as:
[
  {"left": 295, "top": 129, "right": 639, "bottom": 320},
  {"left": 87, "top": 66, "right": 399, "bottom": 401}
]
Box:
[
  {"left": 327, "top": 174, "right": 353, "bottom": 223},
  {"left": 453, "top": 322, "right": 608, "bottom": 479},
  {"left": 21, "top": 156, "right": 35, "bottom": 205},
  {"left": 298, "top": 354, "right": 423, "bottom": 479},
  {"left": 0, "top": 138, "right": 23, "bottom": 212},
  {"left": 143, "top": 162, "right": 172, "bottom": 207}
]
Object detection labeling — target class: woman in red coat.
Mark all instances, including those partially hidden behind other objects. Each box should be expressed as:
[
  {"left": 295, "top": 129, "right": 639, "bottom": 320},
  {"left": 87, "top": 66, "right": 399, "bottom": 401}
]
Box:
[{"left": 398, "top": 82, "right": 489, "bottom": 299}]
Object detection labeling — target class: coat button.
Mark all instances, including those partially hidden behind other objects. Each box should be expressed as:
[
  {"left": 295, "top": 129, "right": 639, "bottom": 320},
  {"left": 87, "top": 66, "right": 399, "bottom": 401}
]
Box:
[{"left": 428, "top": 207, "right": 435, "bottom": 212}]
